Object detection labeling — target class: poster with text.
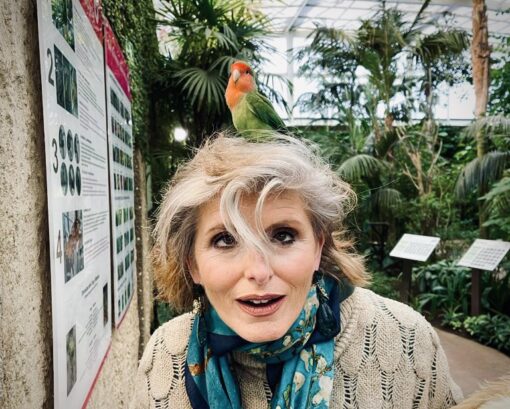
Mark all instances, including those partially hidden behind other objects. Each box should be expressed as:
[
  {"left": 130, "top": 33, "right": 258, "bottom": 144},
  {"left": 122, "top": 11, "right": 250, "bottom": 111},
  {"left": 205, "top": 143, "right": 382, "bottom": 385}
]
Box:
[
  {"left": 104, "top": 19, "right": 136, "bottom": 327},
  {"left": 36, "top": 0, "right": 112, "bottom": 407}
]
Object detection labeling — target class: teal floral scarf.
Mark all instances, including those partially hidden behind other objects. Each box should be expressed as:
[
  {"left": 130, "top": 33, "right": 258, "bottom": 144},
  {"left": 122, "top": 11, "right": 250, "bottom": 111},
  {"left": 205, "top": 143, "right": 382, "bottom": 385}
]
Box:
[{"left": 185, "top": 276, "right": 352, "bottom": 409}]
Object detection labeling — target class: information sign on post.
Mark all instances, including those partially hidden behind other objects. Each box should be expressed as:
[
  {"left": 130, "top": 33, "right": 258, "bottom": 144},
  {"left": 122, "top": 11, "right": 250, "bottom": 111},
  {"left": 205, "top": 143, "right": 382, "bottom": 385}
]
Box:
[
  {"left": 390, "top": 234, "right": 441, "bottom": 302},
  {"left": 104, "top": 19, "right": 136, "bottom": 327},
  {"left": 36, "top": 0, "right": 112, "bottom": 407},
  {"left": 457, "top": 239, "right": 510, "bottom": 315}
]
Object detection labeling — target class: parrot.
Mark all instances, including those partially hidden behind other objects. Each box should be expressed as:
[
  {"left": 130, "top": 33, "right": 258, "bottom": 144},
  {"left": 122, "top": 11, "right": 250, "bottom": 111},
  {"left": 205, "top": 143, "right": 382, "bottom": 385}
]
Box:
[{"left": 225, "top": 60, "right": 287, "bottom": 137}]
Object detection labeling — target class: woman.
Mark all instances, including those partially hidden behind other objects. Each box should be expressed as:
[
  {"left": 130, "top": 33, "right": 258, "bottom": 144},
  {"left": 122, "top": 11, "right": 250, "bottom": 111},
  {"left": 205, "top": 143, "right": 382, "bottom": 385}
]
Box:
[{"left": 133, "top": 134, "right": 463, "bottom": 408}]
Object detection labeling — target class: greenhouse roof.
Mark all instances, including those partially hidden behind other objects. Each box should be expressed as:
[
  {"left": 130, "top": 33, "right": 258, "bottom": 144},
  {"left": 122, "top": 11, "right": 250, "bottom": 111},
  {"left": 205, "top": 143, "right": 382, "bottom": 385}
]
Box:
[{"left": 259, "top": 0, "right": 510, "bottom": 37}]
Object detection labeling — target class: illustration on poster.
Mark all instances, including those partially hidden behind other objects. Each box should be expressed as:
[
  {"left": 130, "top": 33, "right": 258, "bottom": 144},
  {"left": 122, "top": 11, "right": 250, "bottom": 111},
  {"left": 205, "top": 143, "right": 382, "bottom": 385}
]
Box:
[
  {"left": 52, "top": 0, "right": 75, "bottom": 50},
  {"left": 63, "top": 210, "right": 84, "bottom": 283},
  {"left": 66, "top": 325, "right": 77, "bottom": 395}
]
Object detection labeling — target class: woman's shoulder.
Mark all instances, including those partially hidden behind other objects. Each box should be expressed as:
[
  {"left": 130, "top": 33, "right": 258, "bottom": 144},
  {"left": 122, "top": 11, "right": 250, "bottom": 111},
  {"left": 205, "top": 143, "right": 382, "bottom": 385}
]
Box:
[
  {"left": 349, "top": 286, "right": 439, "bottom": 334},
  {"left": 138, "top": 312, "right": 193, "bottom": 373},
  {"left": 337, "top": 287, "right": 442, "bottom": 372}
]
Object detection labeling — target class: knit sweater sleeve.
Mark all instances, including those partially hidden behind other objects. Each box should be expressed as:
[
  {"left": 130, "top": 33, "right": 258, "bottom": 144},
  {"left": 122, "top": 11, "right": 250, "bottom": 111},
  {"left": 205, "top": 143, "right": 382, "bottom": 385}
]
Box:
[
  {"left": 428, "top": 327, "right": 464, "bottom": 408},
  {"left": 130, "top": 313, "right": 193, "bottom": 409},
  {"left": 332, "top": 288, "right": 463, "bottom": 409}
]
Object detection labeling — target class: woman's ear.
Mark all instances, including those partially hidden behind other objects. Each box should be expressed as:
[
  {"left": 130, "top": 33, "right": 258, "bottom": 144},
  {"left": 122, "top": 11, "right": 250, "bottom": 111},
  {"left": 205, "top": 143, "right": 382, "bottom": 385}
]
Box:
[
  {"left": 187, "top": 258, "right": 201, "bottom": 284},
  {"left": 314, "top": 234, "right": 325, "bottom": 270}
]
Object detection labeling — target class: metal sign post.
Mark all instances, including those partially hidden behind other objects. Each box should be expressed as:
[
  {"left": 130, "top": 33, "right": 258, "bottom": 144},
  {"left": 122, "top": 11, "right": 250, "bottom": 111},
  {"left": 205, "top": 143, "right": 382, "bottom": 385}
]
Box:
[
  {"left": 457, "top": 239, "right": 510, "bottom": 316},
  {"left": 390, "top": 234, "right": 441, "bottom": 303}
]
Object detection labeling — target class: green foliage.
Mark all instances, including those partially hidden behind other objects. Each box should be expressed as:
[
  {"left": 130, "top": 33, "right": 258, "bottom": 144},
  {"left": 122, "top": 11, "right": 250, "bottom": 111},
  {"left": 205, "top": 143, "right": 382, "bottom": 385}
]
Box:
[
  {"left": 481, "top": 173, "right": 510, "bottom": 239},
  {"left": 102, "top": 0, "right": 162, "bottom": 156},
  {"left": 489, "top": 30, "right": 510, "bottom": 115},
  {"left": 410, "top": 259, "right": 510, "bottom": 353},
  {"left": 368, "top": 270, "right": 400, "bottom": 301},
  {"left": 413, "top": 261, "right": 472, "bottom": 316},
  {"left": 463, "top": 313, "right": 510, "bottom": 353},
  {"left": 296, "top": 2, "right": 468, "bottom": 125},
  {"left": 152, "top": 301, "right": 178, "bottom": 330},
  {"left": 155, "top": 0, "right": 284, "bottom": 147}
]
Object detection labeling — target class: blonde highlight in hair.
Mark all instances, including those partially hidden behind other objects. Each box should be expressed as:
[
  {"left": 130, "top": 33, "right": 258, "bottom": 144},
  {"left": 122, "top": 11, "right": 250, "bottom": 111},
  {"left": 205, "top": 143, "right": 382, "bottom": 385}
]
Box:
[{"left": 152, "top": 132, "right": 368, "bottom": 312}]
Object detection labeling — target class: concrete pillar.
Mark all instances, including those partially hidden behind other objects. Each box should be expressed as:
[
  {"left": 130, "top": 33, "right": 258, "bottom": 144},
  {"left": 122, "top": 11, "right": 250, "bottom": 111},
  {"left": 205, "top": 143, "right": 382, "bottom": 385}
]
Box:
[
  {"left": 0, "top": 2, "right": 153, "bottom": 408},
  {"left": 0, "top": 1, "right": 53, "bottom": 407}
]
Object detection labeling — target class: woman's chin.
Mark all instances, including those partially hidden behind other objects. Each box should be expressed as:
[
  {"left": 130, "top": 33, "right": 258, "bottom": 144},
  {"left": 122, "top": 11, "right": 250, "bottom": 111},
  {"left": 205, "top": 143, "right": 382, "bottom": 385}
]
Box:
[{"left": 237, "top": 324, "right": 288, "bottom": 343}]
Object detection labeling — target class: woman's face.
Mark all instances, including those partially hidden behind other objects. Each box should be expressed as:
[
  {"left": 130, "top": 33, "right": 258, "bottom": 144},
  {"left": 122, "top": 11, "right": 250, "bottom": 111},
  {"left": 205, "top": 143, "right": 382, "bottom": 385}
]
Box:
[{"left": 191, "top": 191, "right": 323, "bottom": 343}]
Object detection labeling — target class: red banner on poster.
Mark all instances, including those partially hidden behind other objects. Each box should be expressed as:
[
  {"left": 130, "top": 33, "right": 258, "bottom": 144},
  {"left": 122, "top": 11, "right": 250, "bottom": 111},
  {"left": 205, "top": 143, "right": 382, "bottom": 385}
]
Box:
[
  {"left": 104, "top": 19, "right": 132, "bottom": 101},
  {"left": 79, "top": 0, "right": 103, "bottom": 42}
]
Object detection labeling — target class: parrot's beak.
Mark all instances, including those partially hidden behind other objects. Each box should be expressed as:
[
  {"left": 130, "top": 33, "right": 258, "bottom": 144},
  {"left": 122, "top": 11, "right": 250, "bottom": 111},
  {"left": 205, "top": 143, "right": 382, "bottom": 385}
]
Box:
[{"left": 232, "top": 69, "right": 241, "bottom": 84}]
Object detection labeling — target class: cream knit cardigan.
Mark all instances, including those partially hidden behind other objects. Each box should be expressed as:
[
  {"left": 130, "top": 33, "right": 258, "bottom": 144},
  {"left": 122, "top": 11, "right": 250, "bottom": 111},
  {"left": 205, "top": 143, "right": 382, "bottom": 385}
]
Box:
[{"left": 132, "top": 287, "right": 463, "bottom": 408}]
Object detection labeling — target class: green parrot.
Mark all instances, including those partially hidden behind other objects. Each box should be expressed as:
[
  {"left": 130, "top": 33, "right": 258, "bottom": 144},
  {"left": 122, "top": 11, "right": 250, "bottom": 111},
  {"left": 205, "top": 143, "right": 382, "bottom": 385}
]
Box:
[{"left": 225, "top": 60, "right": 287, "bottom": 138}]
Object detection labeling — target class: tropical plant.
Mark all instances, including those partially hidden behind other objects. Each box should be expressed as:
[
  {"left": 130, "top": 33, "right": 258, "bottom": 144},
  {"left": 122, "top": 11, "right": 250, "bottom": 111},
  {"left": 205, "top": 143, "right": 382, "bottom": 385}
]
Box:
[
  {"left": 413, "top": 261, "right": 472, "bottom": 316},
  {"left": 463, "top": 313, "right": 510, "bottom": 353},
  {"left": 489, "top": 32, "right": 510, "bottom": 115},
  {"left": 455, "top": 116, "right": 510, "bottom": 238},
  {"left": 155, "top": 0, "right": 287, "bottom": 147}
]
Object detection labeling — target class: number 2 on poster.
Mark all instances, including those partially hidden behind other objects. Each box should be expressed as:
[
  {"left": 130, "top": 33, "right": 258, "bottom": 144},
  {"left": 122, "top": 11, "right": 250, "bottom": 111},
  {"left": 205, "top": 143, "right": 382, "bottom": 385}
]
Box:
[{"left": 47, "top": 48, "right": 55, "bottom": 86}]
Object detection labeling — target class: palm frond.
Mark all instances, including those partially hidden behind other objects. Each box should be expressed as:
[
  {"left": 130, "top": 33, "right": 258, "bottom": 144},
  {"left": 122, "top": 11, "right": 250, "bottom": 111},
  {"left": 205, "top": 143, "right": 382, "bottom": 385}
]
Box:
[
  {"left": 481, "top": 175, "right": 510, "bottom": 213},
  {"left": 174, "top": 67, "right": 226, "bottom": 112},
  {"left": 455, "top": 151, "right": 510, "bottom": 198},
  {"left": 338, "top": 154, "right": 385, "bottom": 182},
  {"left": 414, "top": 29, "right": 469, "bottom": 63},
  {"left": 372, "top": 187, "right": 402, "bottom": 212},
  {"left": 466, "top": 115, "right": 510, "bottom": 139}
]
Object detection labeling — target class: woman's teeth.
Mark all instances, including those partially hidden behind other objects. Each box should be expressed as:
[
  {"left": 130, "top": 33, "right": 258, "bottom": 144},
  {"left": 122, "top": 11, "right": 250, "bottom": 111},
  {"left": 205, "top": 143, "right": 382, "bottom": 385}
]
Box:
[{"left": 250, "top": 299, "right": 270, "bottom": 304}]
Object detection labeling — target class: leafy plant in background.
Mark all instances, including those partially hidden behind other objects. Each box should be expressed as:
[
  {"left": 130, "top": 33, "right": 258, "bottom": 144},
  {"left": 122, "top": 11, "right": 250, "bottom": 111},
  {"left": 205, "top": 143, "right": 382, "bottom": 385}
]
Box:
[
  {"left": 463, "top": 313, "right": 510, "bottom": 354},
  {"left": 455, "top": 116, "right": 510, "bottom": 238},
  {"left": 413, "top": 261, "right": 472, "bottom": 316},
  {"left": 410, "top": 259, "right": 510, "bottom": 354},
  {"left": 489, "top": 31, "right": 510, "bottom": 116},
  {"left": 155, "top": 0, "right": 288, "bottom": 147},
  {"left": 369, "top": 270, "right": 401, "bottom": 301}
]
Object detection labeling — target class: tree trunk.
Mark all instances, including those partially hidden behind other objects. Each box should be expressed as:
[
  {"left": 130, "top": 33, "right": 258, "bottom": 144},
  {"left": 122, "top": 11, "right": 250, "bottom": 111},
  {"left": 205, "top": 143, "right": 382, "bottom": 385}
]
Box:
[
  {"left": 471, "top": 0, "right": 491, "bottom": 157},
  {"left": 471, "top": 0, "right": 491, "bottom": 238}
]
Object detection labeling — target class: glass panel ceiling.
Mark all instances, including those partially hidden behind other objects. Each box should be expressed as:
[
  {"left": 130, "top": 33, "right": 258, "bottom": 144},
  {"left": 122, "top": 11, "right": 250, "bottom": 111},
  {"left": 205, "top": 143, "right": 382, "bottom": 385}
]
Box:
[{"left": 259, "top": 0, "right": 510, "bottom": 37}]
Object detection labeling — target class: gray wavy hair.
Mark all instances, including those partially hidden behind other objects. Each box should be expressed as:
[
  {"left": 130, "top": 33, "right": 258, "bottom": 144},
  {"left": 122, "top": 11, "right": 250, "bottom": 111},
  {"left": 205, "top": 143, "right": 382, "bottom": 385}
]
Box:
[{"left": 152, "top": 132, "right": 368, "bottom": 312}]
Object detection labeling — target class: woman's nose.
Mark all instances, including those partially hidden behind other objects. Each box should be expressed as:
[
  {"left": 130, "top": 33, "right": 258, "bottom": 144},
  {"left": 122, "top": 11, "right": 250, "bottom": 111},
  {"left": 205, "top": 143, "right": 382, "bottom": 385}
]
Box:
[{"left": 243, "top": 248, "right": 273, "bottom": 286}]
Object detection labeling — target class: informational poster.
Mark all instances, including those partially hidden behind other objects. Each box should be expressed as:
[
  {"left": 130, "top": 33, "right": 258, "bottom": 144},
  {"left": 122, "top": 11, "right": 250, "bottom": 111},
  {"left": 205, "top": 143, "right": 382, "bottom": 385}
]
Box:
[
  {"left": 390, "top": 234, "right": 440, "bottom": 262},
  {"left": 104, "top": 20, "right": 136, "bottom": 327},
  {"left": 36, "top": 0, "right": 112, "bottom": 407},
  {"left": 457, "top": 239, "right": 510, "bottom": 271}
]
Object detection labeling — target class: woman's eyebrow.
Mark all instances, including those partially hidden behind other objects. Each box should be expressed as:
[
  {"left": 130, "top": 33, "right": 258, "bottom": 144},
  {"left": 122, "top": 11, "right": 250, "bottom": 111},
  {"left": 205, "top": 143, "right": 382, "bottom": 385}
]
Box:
[
  {"left": 265, "top": 219, "right": 304, "bottom": 230},
  {"left": 204, "top": 223, "right": 226, "bottom": 236}
]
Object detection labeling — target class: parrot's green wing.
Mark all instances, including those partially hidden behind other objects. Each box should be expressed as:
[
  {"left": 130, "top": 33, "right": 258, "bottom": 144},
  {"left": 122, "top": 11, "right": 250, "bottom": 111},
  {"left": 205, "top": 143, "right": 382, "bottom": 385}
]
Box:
[{"left": 245, "top": 92, "right": 287, "bottom": 132}]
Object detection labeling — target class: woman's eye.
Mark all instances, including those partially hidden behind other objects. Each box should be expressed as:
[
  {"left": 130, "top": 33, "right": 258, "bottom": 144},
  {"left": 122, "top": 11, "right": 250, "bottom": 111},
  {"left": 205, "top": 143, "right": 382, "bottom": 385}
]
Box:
[
  {"left": 272, "top": 229, "right": 296, "bottom": 245},
  {"left": 212, "top": 232, "right": 236, "bottom": 248}
]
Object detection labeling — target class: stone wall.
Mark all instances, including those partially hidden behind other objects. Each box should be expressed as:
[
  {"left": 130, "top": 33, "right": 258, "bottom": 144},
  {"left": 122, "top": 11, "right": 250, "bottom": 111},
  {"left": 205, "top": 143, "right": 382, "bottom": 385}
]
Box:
[{"left": 0, "top": 2, "right": 152, "bottom": 408}]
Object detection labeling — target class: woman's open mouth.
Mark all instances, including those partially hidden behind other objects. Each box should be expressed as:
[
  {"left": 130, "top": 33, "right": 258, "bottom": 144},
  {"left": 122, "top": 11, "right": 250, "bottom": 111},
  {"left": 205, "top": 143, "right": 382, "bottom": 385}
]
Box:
[{"left": 236, "top": 294, "right": 286, "bottom": 317}]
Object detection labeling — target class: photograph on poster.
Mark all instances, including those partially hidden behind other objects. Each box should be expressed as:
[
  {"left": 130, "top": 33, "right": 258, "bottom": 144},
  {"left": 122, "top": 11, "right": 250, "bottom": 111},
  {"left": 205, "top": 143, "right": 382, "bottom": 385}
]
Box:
[
  {"left": 69, "top": 164, "right": 75, "bottom": 195},
  {"left": 54, "top": 46, "right": 78, "bottom": 117},
  {"left": 116, "top": 235, "right": 122, "bottom": 254},
  {"left": 74, "top": 134, "right": 80, "bottom": 163},
  {"left": 66, "top": 325, "right": 77, "bottom": 395},
  {"left": 102, "top": 284, "right": 108, "bottom": 326},
  {"left": 117, "top": 262, "right": 124, "bottom": 280},
  {"left": 76, "top": 167, "right": 81, "bottom": 195},
  {"left": 61, "top": 162, "right": 68, "bottom": 195},
  {"left": 63, "top": 209, "right": 84, "bottom": 283},
  {"left": 67, "top": 129, "right": 74, "bottom": 161},
  {"left": 59, "top": 125, "right": 66, "bottom": 159},
  {"left": 51, "top": 0, "right": 75, "bottom": 50}
]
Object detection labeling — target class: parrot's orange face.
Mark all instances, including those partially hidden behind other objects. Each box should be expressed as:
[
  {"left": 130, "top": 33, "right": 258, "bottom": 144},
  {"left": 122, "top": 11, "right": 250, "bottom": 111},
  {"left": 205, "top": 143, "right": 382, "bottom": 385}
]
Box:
[{"left": 229, "top": 61, "right": 256, "bottom": 93}]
